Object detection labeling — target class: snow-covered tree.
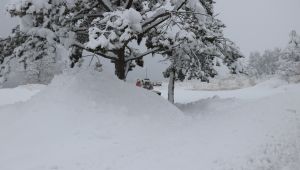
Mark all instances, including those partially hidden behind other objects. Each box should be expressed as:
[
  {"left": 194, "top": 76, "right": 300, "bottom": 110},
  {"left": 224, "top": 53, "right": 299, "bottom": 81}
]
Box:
[
  {"left": 71, "top": 0, "right": 242, "bottom": 80},
  {"left": 0, "top": 26, "right": 26, "bottom": 64},
  {"left": 278, "top": 30, "right": 300, "bottom": 78},
  {"left": 247, "top": 49, "right": 281, "bottom": 78},
  {"left": 2, "top": 0, "right": 243, "bottom": 89},
  {"left": 0, "top": 26, "right": 27, "bottom": 85},
  {"left": 163, "top": 39, "right": 243, "bottom": 103},
  {"left": 0, "top": 0, "right": 75, "bottom": 86},
  {"left": 154, "top": 1, "right": 243, "bottom": 103},
  {"left": 247, "top": 30, "right": 300, "bottom": 80}
]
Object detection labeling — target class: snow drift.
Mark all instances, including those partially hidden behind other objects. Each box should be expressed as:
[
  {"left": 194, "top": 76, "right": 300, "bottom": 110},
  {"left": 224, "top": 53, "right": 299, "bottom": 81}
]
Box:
[
  {"left": 0, "top": 70, "right": 185, "bottom": 170},
  {"left": 0, "top": 84, "right": 44, "bottom": 107},
  {"left": 0, "top": 70, "right": 300, "bottom": 170}
]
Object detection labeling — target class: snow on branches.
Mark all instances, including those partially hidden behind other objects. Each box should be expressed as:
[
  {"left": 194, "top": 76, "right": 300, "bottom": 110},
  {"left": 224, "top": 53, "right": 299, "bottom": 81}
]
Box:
[
  {"left": 86, "top": 8, "right": 143, "bottom": 50},
  {"left": 0, "top": 0, "right": 73, "bottom": 86},
  {"left": 2, "top": 0, "right": 243, "bottom": 86}
]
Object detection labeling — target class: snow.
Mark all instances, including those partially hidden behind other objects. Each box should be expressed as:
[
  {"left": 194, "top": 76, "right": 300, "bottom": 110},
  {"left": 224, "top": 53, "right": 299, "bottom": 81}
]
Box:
[
  {"left": 0, "top": 84, "right": 45, "bottom": 107},
  {"left": 0, "top": 70, "right": 300, "bottom": 170},
  {"left": 86, "top": 8, "right": 143, "bottom": 50},
  {"left": 155, "top": 78, "right": 290, "bottom": 103},
  {"left": 7, "top": 0, "right": 75, "bottom": 13}
]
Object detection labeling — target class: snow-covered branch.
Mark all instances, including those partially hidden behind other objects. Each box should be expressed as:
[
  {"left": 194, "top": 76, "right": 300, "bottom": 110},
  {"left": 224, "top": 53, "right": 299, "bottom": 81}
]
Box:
[
  {"left": 71, "top": 2, "right": 101, "bottom": 20},
  {"left": 72, "top": 41, "right": 117, "bottom": 61},
  {"left": 126, "top": 48, "right": 160, "bottom": 62},
  {"left": 98, "top": 0, "right": 114, "bottom": 12},
  {"left": 124, "top": 0, "right": 134, "bottom": 9}
]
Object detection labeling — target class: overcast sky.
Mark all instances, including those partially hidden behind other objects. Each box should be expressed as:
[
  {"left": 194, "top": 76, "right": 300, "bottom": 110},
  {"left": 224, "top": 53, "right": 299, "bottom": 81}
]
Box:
[
  {"left": 215, "top": 0, "right": 300, "bottom": 55},
  {"left": 1, "top": 0, "right": 300, "bottom": 80}
]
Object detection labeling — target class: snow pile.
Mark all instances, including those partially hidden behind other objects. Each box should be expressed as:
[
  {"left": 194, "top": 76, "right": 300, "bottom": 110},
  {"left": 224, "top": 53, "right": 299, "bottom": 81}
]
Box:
[
  {"left": 176, "top": 82, "right": 300, "bottom": 170},
  {"left": 0, "top": 69, "right": 182, "bottom": 119},
  {"left": 0, "top": 84, "right": 44, "bottom": 107},
  {"left": 0, "top": 70, "right": 300, "bottom": 170},
  {"left": 0, "top": 70, "right": 185, "bottom": 170},
  {"left": 177, "top": 94, "right": 300, "bottom": 170}
]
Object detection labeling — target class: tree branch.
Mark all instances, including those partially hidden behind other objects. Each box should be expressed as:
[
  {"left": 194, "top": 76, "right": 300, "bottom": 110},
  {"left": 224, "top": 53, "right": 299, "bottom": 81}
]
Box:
[
  {"left": 124, "top": 0, "right": 133, "bottom": 9},
  {"left": 97, "top": 0, "right": 113, "bottom": 12},
  {"left": 72, "top": 41, "right": 117, "bottom": 60},
  {"left": 140, "top": 0, "right": 187, "bottom": 34},
  {"left": 142, "top": 10, "right": 170, "bottom": 29},
  {"left": 72, "top": 1, "right": 99, "bottom": 20},
  {"left": 125, "top": 48, "right": 160, "bottom": 62}
]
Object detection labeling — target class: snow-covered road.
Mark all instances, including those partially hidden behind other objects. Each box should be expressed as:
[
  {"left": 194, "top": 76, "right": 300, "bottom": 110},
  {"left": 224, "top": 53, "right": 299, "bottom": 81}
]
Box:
[
  {"left": 155, "top": 78, "right": 291, "bottom": 103},
  {"left": 155, "top": 79, "right": 300, "bottom": 169}
]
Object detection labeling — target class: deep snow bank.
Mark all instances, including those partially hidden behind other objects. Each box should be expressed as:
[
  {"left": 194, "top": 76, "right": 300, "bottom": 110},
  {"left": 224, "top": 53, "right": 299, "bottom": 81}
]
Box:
[
  {"left": 0, "top": 70, "right": 300, "bottom": 170},
  {"left": 0, "top": 70, "right": 184, "bottom": 170},
  {"left": 0, "top": 84, "right": 45, "bottom": 107},
  {"left": 176, "top": 85, "right": 300, "bottom": 170}
]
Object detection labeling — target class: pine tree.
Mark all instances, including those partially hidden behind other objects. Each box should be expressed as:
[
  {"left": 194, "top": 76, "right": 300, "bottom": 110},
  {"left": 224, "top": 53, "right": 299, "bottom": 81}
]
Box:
[
  {"left": 1, "top": 0, "right": 73, "bottom": 86},
  {"left": 157, "top": 1, "right": 243, "bottom": 103},
  {"left": 247, "top": 49, "right": 281, "bottom": 78},
  {"left": 247, "top": 30, "right": 300, "bottom": 80},
  {"left": 3, "top": 0, "right": 243, "bottom": 89},
  {"left": 279, "top": 30, "right": 300, "bottom": 78},
  {"left": 70, "top": 0, "right": 243, "bottom": 80},
  {"left": 0, "top": 26, "right": 27, "bottom": 85}
]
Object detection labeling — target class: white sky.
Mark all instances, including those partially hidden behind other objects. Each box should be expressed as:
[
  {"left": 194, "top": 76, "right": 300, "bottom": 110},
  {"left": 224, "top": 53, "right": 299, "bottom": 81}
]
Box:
[
  {"left": 1, "top": 0, "right": 300, "bottom": 80},
  {"left": 215, "top": 0, "right": 300, "bottom": 55}
]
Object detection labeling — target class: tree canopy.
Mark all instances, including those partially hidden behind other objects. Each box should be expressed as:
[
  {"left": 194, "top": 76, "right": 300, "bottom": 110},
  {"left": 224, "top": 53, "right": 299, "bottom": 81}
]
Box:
[{"left": 1, "top": 0, "right": 243, "bottom": 86}]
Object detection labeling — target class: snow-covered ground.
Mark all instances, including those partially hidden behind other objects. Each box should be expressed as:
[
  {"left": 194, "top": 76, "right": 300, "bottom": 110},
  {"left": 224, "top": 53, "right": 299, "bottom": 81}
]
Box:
[
  {"left": 0, "top": 84, "right": 45, "bottom": 107},
  {"left": 155, "top": 78, "right": 291, "bottom": 103},
  {"left": 0, "top": 70, "right": 299, "bottom": 170}
]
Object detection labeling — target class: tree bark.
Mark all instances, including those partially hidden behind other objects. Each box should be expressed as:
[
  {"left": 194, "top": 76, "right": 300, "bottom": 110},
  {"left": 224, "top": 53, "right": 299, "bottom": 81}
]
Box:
[
  {"left": 114, "top": 48, "right": 126, "bottom": 80},
  {"left": 70, "top": 47, "right": 83, "bottom": 68},
  {"left": 168, "top": 69, "right": 175, "bottom": 104}
]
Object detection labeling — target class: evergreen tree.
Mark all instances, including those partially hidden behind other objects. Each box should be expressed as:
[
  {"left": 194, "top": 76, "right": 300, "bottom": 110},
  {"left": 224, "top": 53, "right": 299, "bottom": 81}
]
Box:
[
  {"left": 0, "top": 26, "right": 27, "bottom": 85},
  {"left": 279, "top": 30, "right": 300, "bottom": 77},
  {"left": 2, "top": 0, "right": 243, "bottom": 89},
  {"left": 70, "top": 0, "right": 242, "bottom": 80},
  {"left": 247, "top": 49, "right": 281, "bottom": 78},
  {"left": 156, "top": 2, "right": 243, "bottom": 103},
  {"left": 1, "top": 0, "right": 75, "bottom": 86}
]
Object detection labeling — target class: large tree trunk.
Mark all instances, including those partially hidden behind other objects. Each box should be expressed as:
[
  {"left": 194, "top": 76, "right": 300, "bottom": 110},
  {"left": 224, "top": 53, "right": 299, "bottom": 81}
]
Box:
[
  {"left": 115, "top": 59, "right": 126, "bottom": 80},
  {"left": 114, "top": 48, "right": 126, "bottom": 80},
  {"left": 168, "top": 69, "right": 175, "bottom": 104},
  {"left": 70, "top": 47, "right": 83, "bottom": 68}
]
